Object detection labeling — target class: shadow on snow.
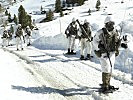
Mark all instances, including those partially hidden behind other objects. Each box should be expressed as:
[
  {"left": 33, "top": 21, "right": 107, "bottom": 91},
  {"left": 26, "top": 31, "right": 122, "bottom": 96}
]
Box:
[{"left": 11, "top": 85, "right": 97, "bottom": 96}]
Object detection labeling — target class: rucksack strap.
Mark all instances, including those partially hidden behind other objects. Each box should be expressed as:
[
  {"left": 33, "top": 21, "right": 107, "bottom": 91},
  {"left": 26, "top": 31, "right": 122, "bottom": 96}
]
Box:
[{"left": 102, "top": 28, "right": 108, "bottom": 35}]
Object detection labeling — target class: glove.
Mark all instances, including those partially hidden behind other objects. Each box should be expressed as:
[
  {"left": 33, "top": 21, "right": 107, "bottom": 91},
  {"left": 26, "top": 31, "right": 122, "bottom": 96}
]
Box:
[
  {"left": 98, "top": 43, "right": 105, "bottom": 50},
  {"left": 91, "top": 37, "right": 93, "bottom": 41},
  {"left": 121, "top": 43, "right": 128, "bottom": 49},
  {"left": 79, "top": 37, "right": 81, "bottom": 41},
  {"left": 94, "top": 50, "right": 101, "bottom": 57},
  {"left": 115, "top": 49, "right": 119, "bottom": 56}
]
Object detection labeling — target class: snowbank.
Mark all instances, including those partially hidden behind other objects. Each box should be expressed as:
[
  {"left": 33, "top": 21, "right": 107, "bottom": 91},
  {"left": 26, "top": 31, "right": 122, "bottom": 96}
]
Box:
[{"left": 32, "top": 33, "right": 68, "bottom": 50}]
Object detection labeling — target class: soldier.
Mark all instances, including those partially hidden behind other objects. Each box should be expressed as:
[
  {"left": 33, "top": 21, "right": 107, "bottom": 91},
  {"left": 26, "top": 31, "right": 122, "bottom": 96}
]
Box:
[
  {"left": 93, "top": 16, "right": 122, "bottom": 93},
  {"left": 1, "top": 29, "right": 9, "bottom": 47},
  {"left": 15, "top": 24, "right": 25, "bottom": 50},
  {"left": 25, "top": 26, "right": 32, "bottom": 46},
  {"left": 78, "top": 19, "right": 92, "bottom": 60},
  {"left": 65, "top": 18, "right": 78, "bottom": 54},
  {"left": 7, "top": 29, "right": 13, "bottom": 46}
]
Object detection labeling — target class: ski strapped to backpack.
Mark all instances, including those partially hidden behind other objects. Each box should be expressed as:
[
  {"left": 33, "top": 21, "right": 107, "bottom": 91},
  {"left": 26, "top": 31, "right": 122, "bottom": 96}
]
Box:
[{"left": 76, "top": 19, "right": 91, "bottom": 42}]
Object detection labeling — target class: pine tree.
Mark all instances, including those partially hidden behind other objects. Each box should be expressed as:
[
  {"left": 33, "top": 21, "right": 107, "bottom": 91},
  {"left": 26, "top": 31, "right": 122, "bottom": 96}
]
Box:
[
  {"left": 95, "top": 0, "right": 101, "bottom": 11},
  {"left": 18, "top": 5, "right": 27, "bottom": 28},
  {"left": 62, "top": 0, "right": 66, "bottom": 8},
  {"left": 88, "top": 9, "right": 91, "bottom": 15},
  {"left": 18, "top": 5, "right": 32, "bottom": 28},
  {"left": 40, "top": 5, "right": 43, "bottom": 11},
  {"left": 8, "top": 13, "right": 12, "bottom": 23},
  {"left": 0, "top": 4, "right": 3, "bottom": 13},
  {"left": 60, "top": 10, "right": 64, "bottom": 17},
  {"left": 5, "top": 10, "right": 8, "bottom": 16},
  {"left": 46, "top": 9, "right": 54, "bottom": 21},
  {"left": 10, "top": 25, "right": 14, "bottom": 34},
  {"left": 55, "top": 0, "right": 61, "bottom": 13},
  {"left": 25, "top": 14, "right": 32, "bottom": 27},
  {"left": 13, "top": 14, "right": 18, "bottom": 25},
  {"left": 78, "top": 0, "right": 84, "bottom": 6},
  {"left": 67, "top": 3, "right": 70, "bottom": 7}
]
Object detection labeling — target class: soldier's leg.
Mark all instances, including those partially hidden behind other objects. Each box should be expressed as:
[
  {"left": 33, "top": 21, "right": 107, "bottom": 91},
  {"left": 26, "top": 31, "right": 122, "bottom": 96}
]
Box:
[
  {"left": 86, "top": 41, "right": 92, "bottom": 59},
  {"left": 16, "top": 37, "right": 20, "bottom": 50},
  {"left": 71, "top": 37, "right": 76, "bottom": 54},
  {"left": 66, "top": 37, "right": 71, "bottom": 54},
  {"left": 80, "top": 39, "right": 85, "bottom": 60},
  {"left": 102, "top": 72, "right": 110, "bottom": 91},
  {"left": 20, "top": 37, "right": 24, "bottom": 50}
]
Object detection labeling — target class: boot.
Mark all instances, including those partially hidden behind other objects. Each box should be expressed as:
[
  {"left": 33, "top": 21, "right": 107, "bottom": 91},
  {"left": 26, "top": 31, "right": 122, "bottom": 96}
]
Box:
[
  {"left": 85, "top": 54, "right": 91, "bottom": 60},
  {"left": 107, "top": 74, "right": 117, "bottom": 90},
  {"left": 102, "top": 72, "right": 111, "bottom": 92},
  {"left": 71, "top": 50, "right": 76, "bottom": 55},
  {"left": 80, "top": 55, "right": 84, "bottom": 60},
  {"left": 66, "top": 48, "right": 71, "bottom": 54},
  {"left": 27, "top": 43, "right": 31, "bottom": 46}
]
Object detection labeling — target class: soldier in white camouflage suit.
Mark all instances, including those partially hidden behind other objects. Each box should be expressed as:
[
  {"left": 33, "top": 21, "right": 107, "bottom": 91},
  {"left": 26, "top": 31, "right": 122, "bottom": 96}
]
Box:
[
  {"left": 65, "top": 18, "right": 78, "bottom": 54},
  {"left": 25, "top": 26, "right": 32, "bottom": 46},
  {"left": 1, "top": 29, "right": 9, "bottom": 47},
  {"left": 15, "top": 24, "right": 25, "bottom": 50},
  {"left": 78, "top": 19, "right": 92, "bottom": 60}
]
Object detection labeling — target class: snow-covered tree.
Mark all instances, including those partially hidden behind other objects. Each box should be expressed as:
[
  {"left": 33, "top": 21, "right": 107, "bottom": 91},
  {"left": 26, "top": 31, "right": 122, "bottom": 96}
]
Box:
[
  {"left": 0, "top": 4, "right": 3, "bottom": 13},
  {"left": 78, "top": 0, "right": 84, "bottom": 6},
  {"left": 62, "top": 0, "right": 66, "bottom": 8},
  {"left": 40, "top": 6, "right": 43, "bottom": 11},
  {"left": 8, "top": 13, "right": 12, "bottom": 23},
  {"left": 46, "top": 9, "right": 54, "bottom": 21},
  {"left": 55, "top": 0, "right": 61, "bottom": 13},
  {"left": 5, "top": 9, "right": 8, "bottom": 16},
  {"left": 13, "top": 14, "right": 18, "bottom": 25},
  {"left": 95, "top": 0, "right": 101, "bottom": 11},
  {"left": 88, "top": 9, "right": 91, "bottom": 15},
  {"left": 18, "top": 5, "right": 27, "bottom": 27},
  {"left": 60, "top": 9, "right": 64, "bottom": 17},
  {"left": 18, "top": 5, "right": 32, "bottom": 28},
  {"left": 10, "top": 24, "right": 14, "bottom": 34}
]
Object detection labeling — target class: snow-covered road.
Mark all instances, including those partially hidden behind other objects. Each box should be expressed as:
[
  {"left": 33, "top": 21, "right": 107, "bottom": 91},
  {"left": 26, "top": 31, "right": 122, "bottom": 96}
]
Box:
[{"left": 1, "top": 46, "right": 133, "bottom": 100}]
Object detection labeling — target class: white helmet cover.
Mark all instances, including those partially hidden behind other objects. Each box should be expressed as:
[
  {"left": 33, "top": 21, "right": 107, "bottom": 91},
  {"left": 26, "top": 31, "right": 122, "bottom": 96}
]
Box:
[{"left": 104, "top": 16, "right": 114, "bottom": 24}]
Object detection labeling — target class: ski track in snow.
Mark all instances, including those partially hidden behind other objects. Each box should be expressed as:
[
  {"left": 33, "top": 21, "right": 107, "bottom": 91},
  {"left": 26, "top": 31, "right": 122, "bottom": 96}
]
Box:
[{"left": 1, "top": 46, "right": 133, "bottom": 100}]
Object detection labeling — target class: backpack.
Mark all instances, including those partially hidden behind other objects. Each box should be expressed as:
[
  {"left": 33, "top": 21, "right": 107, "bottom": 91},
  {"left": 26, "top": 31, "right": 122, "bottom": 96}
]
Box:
[
  {"left": 81, "top": 23, "right": 91, "bottom": 38},
  {"left": 68, "top": 23, "right": 77, "bottom": 36},
  {"left": 16, "top": 28, "right": 23, "bottom": 37},
  {"left": 2, "top": 32, "right": 8, "bottom": 38},
  {"left": 25, "top": 28, "right": 31, "bottom": 36},
  {"left": 99, "top": 28, "right": 121, "bottom": 53}
]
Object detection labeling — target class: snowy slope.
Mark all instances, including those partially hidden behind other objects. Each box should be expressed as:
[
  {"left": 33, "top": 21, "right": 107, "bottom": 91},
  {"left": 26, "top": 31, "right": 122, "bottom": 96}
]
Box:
[{"left": 0, "top": 0, "right": 133, "bottom": 100}]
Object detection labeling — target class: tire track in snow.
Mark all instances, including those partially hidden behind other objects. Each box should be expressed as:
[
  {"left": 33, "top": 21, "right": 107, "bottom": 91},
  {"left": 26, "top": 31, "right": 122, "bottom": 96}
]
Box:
[
  {"left": 2, "top": 47, "right": 133, "bottom": 100},
  {"left": 1, "top": 48, "right": 93, "bottom": 100}
]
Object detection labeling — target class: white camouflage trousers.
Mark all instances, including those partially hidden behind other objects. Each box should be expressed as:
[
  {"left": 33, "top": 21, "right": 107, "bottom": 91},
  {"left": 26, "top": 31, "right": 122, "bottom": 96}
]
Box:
[
  {"left": 100, "top": 52, "right": 115, "bottom": 73},
  {"left": 80, "top": 38, "right": 92, "bottom": 57},
  {"left": 68, "top": 36, "right": 75, "bottom": 50},
  {"left": 16, "top": 37, "right": 23, "bottom": 50},
  {"left": 26, "top": 35, "right": 31, "bottom": 45},
  {"left": 2, "top": 38, "right": 8, "bottom": 47}
]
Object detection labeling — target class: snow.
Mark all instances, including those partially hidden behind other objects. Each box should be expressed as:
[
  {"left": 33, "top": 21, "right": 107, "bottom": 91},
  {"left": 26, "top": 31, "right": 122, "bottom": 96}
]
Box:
[{"left": 0, "top": 0, "right": 133, "bottom": 100}]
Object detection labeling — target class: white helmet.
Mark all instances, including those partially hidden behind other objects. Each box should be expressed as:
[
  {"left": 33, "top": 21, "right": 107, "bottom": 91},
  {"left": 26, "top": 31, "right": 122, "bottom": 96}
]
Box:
[
  {"left": 26, "top": 26, "right": 30, "bottom": 29},
  {"left": 104, "top": 16, "right": 114, "bottom": 24},
  {"left": 84, "top": 19, "right": 87, "bottom": 23},
  {"left": 72, "top": 17, "right": 76, "bottom": 22},
  {"left": 18, "top": 24, "right": 21, "bottom": 28}
]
